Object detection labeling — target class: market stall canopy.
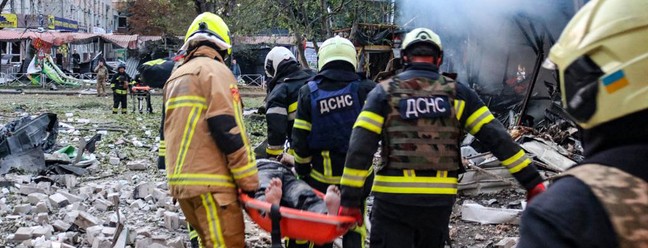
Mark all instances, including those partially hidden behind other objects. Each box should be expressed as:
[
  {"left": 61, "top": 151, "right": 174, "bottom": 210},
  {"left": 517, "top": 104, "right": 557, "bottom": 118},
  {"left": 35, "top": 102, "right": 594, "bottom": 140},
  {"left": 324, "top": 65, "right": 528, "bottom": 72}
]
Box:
[{"left": 0, "top": 30, "right": 160, "bottom": 49}]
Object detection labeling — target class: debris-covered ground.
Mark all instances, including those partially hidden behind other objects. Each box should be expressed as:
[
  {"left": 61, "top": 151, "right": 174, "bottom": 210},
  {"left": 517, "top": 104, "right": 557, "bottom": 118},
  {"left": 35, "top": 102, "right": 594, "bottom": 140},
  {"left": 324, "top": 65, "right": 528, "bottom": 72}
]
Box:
[{"left": 0, "top": 92, "right": 577, "bottom": 248}]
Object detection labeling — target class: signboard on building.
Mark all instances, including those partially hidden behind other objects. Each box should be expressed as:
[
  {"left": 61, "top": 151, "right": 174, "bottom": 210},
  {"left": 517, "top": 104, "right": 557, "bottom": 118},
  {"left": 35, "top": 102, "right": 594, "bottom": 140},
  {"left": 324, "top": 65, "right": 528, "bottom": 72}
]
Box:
[
  {"left": 0, "top": 13, "right": 18, "bottom": 28},
  {"left": 48, "top": 16, "right": 79, "bottom": 32}
]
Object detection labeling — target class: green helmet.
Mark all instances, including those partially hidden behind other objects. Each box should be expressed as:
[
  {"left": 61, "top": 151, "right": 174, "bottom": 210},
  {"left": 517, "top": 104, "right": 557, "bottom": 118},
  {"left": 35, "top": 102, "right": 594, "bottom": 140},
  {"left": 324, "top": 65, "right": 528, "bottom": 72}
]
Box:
[{"left": 318, "top": 36, "right": 357, "bottom": 71}]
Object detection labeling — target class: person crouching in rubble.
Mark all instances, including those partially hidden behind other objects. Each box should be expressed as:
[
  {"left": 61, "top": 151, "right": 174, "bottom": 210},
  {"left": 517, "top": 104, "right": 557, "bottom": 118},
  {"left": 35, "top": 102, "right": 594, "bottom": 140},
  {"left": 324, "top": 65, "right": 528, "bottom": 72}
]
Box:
[
  {"left": 518, "top": 0, "right": 648, "bottom": 247},
  {"left": 110, "top": 63, "right": 131, "bottom": 114},
  {"left": 338, "top": 28, "right": 546, "bottom": 248},
  {"left": 163, "top": 12, "right": 258, "bottom": 248}
]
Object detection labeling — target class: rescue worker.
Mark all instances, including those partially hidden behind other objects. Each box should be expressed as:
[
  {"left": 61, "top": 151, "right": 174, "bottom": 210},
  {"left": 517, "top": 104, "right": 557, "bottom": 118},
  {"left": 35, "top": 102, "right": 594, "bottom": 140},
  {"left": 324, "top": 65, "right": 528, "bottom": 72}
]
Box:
[
  {"left": 164, "top": 12, "right": 258, "bottom": 248},
  {"left": 264, "top": 46, "right": 315, "bottom": 158},
  {"left": 110, "top": 63, "right": 130, "bottom": 114},
  {"left": 94, "top": 59, "right": 108, "bottom": 97},
  {"left": 519, "top": 0, "right": 648, "bottom": 247},
  {"left": 338, "top": 28, "right": 545, "bottom": 248},
  {"left": 292, "top": 36, "right": 375, "bottom": 248}
]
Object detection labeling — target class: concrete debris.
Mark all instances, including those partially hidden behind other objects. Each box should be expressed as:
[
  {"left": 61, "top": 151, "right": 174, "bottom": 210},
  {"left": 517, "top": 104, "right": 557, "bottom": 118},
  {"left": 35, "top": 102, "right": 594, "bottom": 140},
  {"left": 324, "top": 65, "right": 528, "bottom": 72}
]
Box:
[
  {"left": 461, "top": 201, "right": 522, "bottom": 225},
  {"left": 520, "top": 137, "right": 576, "bottom": 172},
  {"left": 166, "top": 237, "right": 184, "bottom": 248},
  {"left": 73, "top": 211, "right": 101, "bottom": 229},
  {"left": 14, "top": 227, "right": 34, "bottom": 240},
  {"left": 133, "top": 182, "right": 153, "bottom": 200},
  {"left": 109, "top": 156, "right": 120, "bottom": 165},
  {"left": 85, "top": 225, "right": 103, "bottom": 245},
  {"left": 27, "top": 193, "right": 48, "bottom": 204},
  {"left": 52, "top": 220, "right": 72, "bottom": 232},
  {"left": 164, "top": 211, "right": 179, "bottom": 230},
  {"left": 13, "top": 203, "right": 32, "bottom": 214},
  {"left": 495, "top": 237, "right": 519, "bottom": 248},
  {"left": 36, "top": 212, "right": 49, "bottom": 224},
  {"left": 49, "top": 193, "right": 70, "bottom": 209},
  {"left": 127, "top": 160, "right": 149, "bottom": 170}
]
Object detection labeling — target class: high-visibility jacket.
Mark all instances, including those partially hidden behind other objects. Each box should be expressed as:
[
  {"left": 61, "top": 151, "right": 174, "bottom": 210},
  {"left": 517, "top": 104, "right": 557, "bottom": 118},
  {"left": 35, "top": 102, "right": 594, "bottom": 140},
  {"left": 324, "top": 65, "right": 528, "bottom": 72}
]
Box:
[
  {"left": 340, "top": 64, "right": 544, "bottom": 207},
  {"left": 164, "top": 45, "right": 258, "bottom": 199}
]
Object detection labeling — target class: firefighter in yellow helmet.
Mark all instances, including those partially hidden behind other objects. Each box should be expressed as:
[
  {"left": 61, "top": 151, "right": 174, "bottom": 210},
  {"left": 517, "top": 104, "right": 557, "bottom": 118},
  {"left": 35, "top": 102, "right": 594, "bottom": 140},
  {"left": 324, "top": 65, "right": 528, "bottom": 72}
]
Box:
[
  {"left": 164, "top": 12, "right": 258, "bottom": 248},
  {"left": 291, "top": 36, "right": 376, "bottom": 248},
  {"left": 338, "top": 28, "right": 545, "bottom": 247},
  {"left": 519, "top": 0, "right": 648, "bottom": 247}
]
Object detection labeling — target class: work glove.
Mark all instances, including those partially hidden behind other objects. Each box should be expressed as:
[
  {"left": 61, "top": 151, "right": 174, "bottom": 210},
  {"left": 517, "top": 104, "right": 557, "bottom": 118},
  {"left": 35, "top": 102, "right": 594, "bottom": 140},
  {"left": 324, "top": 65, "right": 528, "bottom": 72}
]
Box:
[
  {"left": 338, "top": 206, "right": 363, "bottom": 226},
  {"left": 527, "top": 182, "right": 546, "bottom": 203}
]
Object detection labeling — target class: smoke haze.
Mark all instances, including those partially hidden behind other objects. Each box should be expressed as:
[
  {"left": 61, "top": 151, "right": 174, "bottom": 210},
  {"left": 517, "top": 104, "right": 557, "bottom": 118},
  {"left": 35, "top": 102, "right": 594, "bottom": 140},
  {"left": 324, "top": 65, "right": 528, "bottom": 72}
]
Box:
[{"left": 397, "top": 0, "right": 579, "bottom": 94}]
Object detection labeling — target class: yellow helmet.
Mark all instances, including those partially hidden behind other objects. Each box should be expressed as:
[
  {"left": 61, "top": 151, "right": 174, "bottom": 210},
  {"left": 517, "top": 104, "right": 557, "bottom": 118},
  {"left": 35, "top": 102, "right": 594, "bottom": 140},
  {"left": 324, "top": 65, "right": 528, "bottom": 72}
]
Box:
[
  {"left": 545, "top": 0, "right": 648, "bottom": 129},
  {"left": 401, "top": 28, "right": 442, "bottom": 52},
  {"left": 318, "top": 36, "right": 357, "bottom": 71},
  {"left": 183, "top": 12, "right": 232, "bottom": 54}
]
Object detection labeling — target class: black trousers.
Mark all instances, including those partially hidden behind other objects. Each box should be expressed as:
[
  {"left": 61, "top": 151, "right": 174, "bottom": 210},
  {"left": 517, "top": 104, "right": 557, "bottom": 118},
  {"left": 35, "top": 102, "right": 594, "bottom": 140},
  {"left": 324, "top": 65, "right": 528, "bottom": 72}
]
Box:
[
  {"left": 370, "top": 198, "right": 452, "bottom": 248},
  {"left": 113, "top": 94, "right": 127, "bottom": 114}
]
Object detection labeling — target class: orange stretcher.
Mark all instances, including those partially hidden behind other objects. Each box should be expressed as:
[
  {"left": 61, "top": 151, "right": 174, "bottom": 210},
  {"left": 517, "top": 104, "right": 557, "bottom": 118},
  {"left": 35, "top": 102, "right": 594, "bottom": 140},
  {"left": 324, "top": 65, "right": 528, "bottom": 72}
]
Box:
[{"left": 240, "top": 191, "right": 356, "bottom": 246}]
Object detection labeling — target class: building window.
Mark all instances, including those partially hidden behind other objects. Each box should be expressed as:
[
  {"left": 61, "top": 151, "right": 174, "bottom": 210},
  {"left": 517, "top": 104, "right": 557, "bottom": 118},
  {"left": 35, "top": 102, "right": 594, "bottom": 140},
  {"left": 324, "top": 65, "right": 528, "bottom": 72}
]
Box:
[
  {"left": 118, "top": 16, "right": 127, "bottom": 28},
  {"left": 5, "top": 41, "right": 21, "bottom": 63}
]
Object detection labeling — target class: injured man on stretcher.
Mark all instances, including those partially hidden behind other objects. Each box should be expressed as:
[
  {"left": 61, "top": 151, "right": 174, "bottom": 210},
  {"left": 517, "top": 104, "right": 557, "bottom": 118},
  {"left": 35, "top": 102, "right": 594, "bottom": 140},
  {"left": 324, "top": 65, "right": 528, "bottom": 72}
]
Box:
[{"left": 254, "top": 155, "right": 340, "bottom": 215}]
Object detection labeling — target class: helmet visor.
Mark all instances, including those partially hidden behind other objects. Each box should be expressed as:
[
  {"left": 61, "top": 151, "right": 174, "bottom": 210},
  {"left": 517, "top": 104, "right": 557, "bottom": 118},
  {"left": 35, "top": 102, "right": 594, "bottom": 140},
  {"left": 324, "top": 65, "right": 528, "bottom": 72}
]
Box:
[{"left": 558, "top": 56, "right": 604, "bottom": 123}]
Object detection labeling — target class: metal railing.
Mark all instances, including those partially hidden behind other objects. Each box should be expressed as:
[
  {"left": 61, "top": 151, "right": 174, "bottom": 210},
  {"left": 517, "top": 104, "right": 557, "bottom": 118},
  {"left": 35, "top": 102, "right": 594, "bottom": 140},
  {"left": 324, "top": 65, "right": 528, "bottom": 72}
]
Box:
[{"left": 240, "top": 74, "right": 265, "bottom": 88}]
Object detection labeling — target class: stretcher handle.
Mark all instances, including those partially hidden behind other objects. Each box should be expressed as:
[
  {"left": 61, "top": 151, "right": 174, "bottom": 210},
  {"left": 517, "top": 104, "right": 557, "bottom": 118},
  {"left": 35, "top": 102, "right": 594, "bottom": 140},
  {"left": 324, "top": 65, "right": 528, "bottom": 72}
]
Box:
[{"left": 270, "top": 204, "right": 282, "bottom": 248}]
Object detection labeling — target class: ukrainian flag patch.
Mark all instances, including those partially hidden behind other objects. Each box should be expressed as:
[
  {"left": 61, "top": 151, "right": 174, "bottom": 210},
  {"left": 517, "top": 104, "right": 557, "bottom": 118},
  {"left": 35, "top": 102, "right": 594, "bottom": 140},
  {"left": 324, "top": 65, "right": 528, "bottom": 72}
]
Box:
[{"left": 601, "top": 70, "right": 629, "bottom": 93}]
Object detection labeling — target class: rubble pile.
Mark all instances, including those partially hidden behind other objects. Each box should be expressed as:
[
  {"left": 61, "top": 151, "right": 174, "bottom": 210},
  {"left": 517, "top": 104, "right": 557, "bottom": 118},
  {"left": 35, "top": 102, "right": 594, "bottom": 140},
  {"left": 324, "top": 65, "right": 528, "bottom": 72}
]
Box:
[{"left": 0, "top": 172, "right": 189, "bottom": 248}]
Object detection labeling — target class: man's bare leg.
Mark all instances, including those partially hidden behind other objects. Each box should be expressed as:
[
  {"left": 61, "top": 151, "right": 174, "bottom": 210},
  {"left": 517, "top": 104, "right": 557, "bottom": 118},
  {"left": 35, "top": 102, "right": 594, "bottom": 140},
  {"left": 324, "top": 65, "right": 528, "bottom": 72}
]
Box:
[
  {"left": 324, "top": 185, "right": 341, "bottom": 215},
  {"left": 264, "top": 178, "right": 282, "bottom": 205}
]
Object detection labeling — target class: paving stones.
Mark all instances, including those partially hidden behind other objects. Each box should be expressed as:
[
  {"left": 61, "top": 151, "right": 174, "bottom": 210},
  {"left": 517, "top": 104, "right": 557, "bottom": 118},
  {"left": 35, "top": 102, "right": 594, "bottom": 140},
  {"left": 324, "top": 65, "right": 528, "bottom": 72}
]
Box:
[
  {"left": 14, "top": 227, "right": 34, "bottom": 240},
  {"left": 127, "top": 160, "right": 149, "bottom": 170},
  {"left": 52, "top": 220, "right": 72, "bottom": 232},
  {"left": 74, "top": 211, "right": 101, "bottom": 229},
  {"left": 27, "top": 193, "right": 48, "bottom": 205},
  {"left": 164, "top": 211, "right": 179, "bottom": 230},
  {"left": 49, "top": 193, "right": 70, "bottom": 209}
]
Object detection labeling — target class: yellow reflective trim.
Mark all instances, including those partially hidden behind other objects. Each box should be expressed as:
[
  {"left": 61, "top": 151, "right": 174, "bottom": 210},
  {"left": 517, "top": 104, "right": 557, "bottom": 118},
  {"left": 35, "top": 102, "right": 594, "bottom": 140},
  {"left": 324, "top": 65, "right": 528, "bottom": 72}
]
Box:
[
  {"left": 201, "top": 193, "right": 226, "bottom": 247},
  {"left": 342, "top": 167, "right": 371, "bottom": 178},
  {"left": 230, "top": 162, "right": 258, "bottom": 180},
  {"left": 288, "top": 102, "right": 298, "bottom": 113},
  {"left": 454, "top": 100, "right": 466, "bottom": 120},
  {"left": 372, "top": 185, "right": 458, "bottom": 194},
  {"left": 231, "top": 84, "right": 256, "bottom": 174},
  {"left": 353, "top": 111, "right": 384, "bottom": 134},
  {"left": 341, "top": 166, "right": 370, "bottom": 188},
  {"left": 167, "top": 174, "right": 235, "bottom": 187},
  {"left": 173, "top": 106, "right": 200, "bottom": 174},
  {"left": 294, "top": 154, "right": 312, "bottom": 164},
  {"left": 502, "top": 150, "right": 525, "bottom": 165},
  {"left": 266, "top": 147, "right": 283, "bottom": 156},
  {"left": 375, "top": 175, "right": 457, "bottom": 184},
  {"left": 166, "top": 96, "right": 208, "bottom": 111},
  {"left": 293, "top": 119, "right": 312, "bottom": 131},
  {"left": 310, "top": 169, "right": 341, "bottom": 185},
  {"left": 322, "top": 151, "right": 332, "bottom": 177},
  {"left": 509, "top": 158, "right": 531, "bottom": 173},
  {"left": 144, "top": 58, "right": 166, "bottom": 66},
  {"left": 465, "top": 106, "right": 495, "bottom": 134}
]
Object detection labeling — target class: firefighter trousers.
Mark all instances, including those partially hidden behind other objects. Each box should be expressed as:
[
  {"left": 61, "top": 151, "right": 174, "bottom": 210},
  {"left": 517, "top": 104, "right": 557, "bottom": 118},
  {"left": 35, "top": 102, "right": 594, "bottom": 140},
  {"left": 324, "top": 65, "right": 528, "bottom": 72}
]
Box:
[
  {"left": 113, "top": 94, "right": 127, "bottom": 114},
  {"left": 370, "top": 198, "right": 452, "bottom": 248},
  {"left": 178, "top": 192, "right": 246, "bottom": 248}
]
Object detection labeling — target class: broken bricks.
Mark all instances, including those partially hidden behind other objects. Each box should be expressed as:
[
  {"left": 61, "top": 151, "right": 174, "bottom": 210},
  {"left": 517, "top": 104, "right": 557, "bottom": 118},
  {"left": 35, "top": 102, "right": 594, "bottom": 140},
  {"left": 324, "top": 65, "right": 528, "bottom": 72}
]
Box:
[
  {"left": 164, "top": 211, "right": 179, "bottom": 230},
  {"left": 48, "top": 193, "right": 70, "bottom": 209},
  {"left": 127, "top": 160, "right": 149, "bottom": 171}
]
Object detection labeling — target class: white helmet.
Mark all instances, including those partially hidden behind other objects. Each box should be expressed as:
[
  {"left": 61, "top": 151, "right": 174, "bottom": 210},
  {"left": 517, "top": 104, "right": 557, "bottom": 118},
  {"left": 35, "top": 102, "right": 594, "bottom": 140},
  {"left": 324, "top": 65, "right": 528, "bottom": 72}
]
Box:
[{"left": 264, "top": 46, "right": 296, "bottom": 77}]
